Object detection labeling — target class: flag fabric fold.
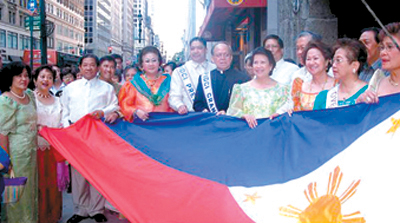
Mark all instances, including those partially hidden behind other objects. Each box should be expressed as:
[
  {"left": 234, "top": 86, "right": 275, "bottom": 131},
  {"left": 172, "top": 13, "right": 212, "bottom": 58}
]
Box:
[{"left": 40, "top": 93, "right": 400, "bottom": 223}]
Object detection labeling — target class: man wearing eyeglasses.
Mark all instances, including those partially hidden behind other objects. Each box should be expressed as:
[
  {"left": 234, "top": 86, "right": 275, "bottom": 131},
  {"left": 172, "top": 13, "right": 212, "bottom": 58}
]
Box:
[
  {"left": 359, "top": 27, "right": 389, "bottom": 82},
  {"left": 263, "top": 34, "right": 299, "bottom": 85},
  {"left": 193, "top": 41, "right": 250, "bottom": 114}
]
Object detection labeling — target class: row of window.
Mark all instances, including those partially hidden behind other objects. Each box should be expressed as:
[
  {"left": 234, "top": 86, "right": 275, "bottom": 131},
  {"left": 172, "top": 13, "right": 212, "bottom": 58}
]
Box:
[
  {"left": 0, "top": 29, "right": 40, "bottom": 50},
  {"left": 55, "top": 0, "right": 84, "bottom": 16},
  {"left": 46, "top": 3, "right": 84, "bottom": 29}
]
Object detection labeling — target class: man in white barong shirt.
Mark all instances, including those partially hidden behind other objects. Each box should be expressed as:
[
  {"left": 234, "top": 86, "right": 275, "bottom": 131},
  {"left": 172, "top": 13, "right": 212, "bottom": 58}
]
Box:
[
  {"left": 168, "top": 37, "right": 216, "bottom": 114},
  {"left": 61, "top": 54, "right": 119, "bottom": 223},
  {"left": 263, "top": 34, "right": 299, "bottom": 85}
]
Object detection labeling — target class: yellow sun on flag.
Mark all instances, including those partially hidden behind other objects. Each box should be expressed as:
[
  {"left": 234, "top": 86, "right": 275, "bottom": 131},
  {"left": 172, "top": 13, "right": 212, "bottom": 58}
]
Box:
[
  {"left": 279, "top": 166, "right": 366, "bottom": 223},
  {"left": 243, "top": 192, "right": 261, "bottom": 205},
  {"left": 386, "top": 117, "right": 400, "bottom": 135}
]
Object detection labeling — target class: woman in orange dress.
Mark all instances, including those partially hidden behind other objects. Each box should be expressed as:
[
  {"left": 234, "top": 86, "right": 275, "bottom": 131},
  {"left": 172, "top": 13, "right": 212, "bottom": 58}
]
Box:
[
  {"left": 119, "top": 46, "right": 173, "bottom": 122},
  {"left": 291, "top": 41, "right": 337, "bottom": 111}
]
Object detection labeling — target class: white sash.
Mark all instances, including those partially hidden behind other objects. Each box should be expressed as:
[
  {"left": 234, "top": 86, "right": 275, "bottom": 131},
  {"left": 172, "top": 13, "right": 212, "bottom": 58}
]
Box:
[
  {"left": 326, "top": 85, "right": 339, "bottom": 109},
  {"left": 177, "top": 65, "right": 196, "bottom": 105},
  {"left": 201, "top": 72, "right": 218, "bottom": 113}
]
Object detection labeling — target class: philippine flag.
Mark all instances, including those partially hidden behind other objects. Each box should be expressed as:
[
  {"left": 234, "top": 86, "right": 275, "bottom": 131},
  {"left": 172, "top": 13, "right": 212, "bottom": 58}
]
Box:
[{"left": 40, "top": 93, "right": 400, "bottom": 223}]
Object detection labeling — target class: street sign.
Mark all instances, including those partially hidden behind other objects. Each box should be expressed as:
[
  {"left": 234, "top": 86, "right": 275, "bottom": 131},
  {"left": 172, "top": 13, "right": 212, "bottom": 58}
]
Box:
[
  {"left": 27, "top": 0, "right": 38, "bottom": 15},
  {"left": 25, "top": 16, "right": 41, "bottom": 31}
]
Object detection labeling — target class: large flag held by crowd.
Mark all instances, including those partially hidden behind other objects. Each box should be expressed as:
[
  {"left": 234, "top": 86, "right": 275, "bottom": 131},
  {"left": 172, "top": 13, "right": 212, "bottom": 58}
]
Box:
[{"left": 40, "top": 93, "right": 400, "bottom": 223}]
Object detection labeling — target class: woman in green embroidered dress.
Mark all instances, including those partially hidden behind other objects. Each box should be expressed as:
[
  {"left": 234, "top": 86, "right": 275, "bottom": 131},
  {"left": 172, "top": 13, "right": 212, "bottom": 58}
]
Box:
[
  {"left": 0, "top": 62, "right": 38, "bottom": 223},
  {"left": 313, "top": 38, "right": 368, "bottom": 110},
  {"left": 119, "top": 46, "right": 173, "bottom": 122},
  {"left": 227, "top": 47, "right": 290, "bottom": 128}
]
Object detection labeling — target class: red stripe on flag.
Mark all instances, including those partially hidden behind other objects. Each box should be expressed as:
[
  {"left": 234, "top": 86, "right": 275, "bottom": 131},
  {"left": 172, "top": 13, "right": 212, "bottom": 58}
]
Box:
[{"left": 40, "top": 115, "right": 253, "bottom": 223}]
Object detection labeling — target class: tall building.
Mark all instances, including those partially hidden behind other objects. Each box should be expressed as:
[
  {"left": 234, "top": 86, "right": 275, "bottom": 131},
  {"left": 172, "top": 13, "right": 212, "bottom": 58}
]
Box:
[
  {"left": 84, "top": 0, "right": 112, "bottom": 56},
  {"left": 0, "top": 0, "right": 84, "bottom": 62},
  {"left": 110, "top": 0, "right": 122, "bottom": 55},
  {"left": 132, "top": 0, "right": 154, "bottom": 59},
  {"left": 121, "top": 0, "right": 134, "bottom": 63}
]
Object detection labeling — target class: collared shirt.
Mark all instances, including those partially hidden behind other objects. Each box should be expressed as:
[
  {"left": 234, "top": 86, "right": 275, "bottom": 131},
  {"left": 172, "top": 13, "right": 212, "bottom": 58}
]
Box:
[
  {"left": 60, "top": 77, "right": 119, "bottom": 127},
  {"left": 169, "top": 60, "right": 216, "bottom": 111},
  {"left": 359, "top": 58, "right": 389, "bottom": 82},
  {"left": 271, "top": 59, "right": 300, "bottom": 85},
  {"left": 50, "top": 82, "right": 66, "bottom": 97},
  {"left": 193, "top": 68, "right": 251, "bottom": 112}
]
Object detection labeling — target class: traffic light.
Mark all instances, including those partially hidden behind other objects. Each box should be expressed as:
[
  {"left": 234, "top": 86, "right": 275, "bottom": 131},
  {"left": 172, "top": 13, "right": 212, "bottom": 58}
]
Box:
[
  {"left": 138, "top": 20, "right": 142, "bottom": 43},
  {"left": 108, "top": 46, "right": 112, "bottom": 54}
]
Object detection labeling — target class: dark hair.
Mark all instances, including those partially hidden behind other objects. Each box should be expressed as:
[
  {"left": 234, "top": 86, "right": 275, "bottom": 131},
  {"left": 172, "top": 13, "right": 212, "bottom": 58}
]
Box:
[
  {"left": 0, "top": 62, "right": 31, "bottom": 93},
  {"left": 190, "top": 37, "right": 207, "bottom": 48},
  {"left": 332, "top": 38, "right": 368, "bottom": 75},
  {"left": 296, "top": 31, "right": 323, "bottom": 42},
  {"left": 99, "top": 55, "right": 117, "bottom": 68},
  {"left": 61, "top": 66, "right": 77, "bottom": 79},
  {"left": 379, "top": 22, "right": 400, "bottom": 42},
  {"left": 123, "top": 65, "right": 139, "bottom": 75},
  {"left": 138, "top": 46, "right": 163, "bottom": 67},
  {"left": 361, "top": 27, "right": 381, "bottom": 44},
  {"left": 163, "top": 61, "right": 177, "bottom": 72},
  {"left": 263, "top": 34, "right": 284, "bottom": 49},
  {"left": 33, "top": 65, "right": 56, "bottom": 82},
  {"left": 302, "top": 41, "right": 333, "bottom": 67},
  {"left": 111, "top": 53, "right": 123, "bottom": 62},
  {"left": 250, "top": 47, "right": 276, "bottom": 76},
  {"left": 211, "top": 41, "right": 233, "bottom": 56},
  {"left": 79, "top": 54, "right": 99, "bottom": 66}
]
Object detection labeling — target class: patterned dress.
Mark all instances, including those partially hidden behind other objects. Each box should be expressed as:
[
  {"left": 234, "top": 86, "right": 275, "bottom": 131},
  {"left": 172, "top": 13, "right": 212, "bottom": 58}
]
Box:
[
  {"left": 35, "top": 95, "right": 63, "bottom": 223},
  {"left": 0, "top": 89, "right": 38, "bottom": 223},
  {"left": 227, "top": 82, "right": 290, "bottom": 118}
]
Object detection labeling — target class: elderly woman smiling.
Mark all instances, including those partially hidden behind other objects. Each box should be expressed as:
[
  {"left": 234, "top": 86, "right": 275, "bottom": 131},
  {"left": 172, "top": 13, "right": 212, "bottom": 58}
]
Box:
[{"left": 227, "top": 47, "right": 290, "bottom": 128}]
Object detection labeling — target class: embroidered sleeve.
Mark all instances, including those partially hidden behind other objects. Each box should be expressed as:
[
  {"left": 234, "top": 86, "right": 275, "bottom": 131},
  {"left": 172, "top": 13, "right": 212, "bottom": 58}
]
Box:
[
  {"left": 0, "top": 96, "right": 17, "bottom": 136},
  {"left": 227, "top": 84, "right": 245, "bottom": 118}
]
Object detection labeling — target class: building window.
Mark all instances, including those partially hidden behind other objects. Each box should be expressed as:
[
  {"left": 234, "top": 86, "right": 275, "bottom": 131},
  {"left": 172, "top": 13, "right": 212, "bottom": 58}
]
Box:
[
  {"left": 20, "top": 35, "right": 30, "bottom": 50},
  {"left": 9, "top": 11, "right": 16, "bottom": 24},
  {"left": 7, "top": 32, "right": 18, "bottom": 49},
  {"left": 0, "top": 29, "right": 6, "bottom": 48}
]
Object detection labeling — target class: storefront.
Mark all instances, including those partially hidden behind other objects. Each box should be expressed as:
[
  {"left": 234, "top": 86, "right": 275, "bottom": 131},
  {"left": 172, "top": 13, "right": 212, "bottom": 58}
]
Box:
[{"left": 198, "top": 0, "right": 267, "bottom": 70}]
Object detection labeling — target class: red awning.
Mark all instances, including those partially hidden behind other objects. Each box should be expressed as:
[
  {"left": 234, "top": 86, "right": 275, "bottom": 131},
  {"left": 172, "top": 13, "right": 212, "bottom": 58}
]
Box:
[{"left": 198, "top": 0, "right": 267, "bottom": 41}]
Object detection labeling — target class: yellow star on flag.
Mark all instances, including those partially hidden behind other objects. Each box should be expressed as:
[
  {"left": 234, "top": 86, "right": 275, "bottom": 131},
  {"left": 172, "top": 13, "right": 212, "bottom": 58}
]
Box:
[
  {"left": 387, "top": 118, "right": 400, "bottom": 135},
  {"left": 243, "top": 192, "right": 261, "bottom": 205}
]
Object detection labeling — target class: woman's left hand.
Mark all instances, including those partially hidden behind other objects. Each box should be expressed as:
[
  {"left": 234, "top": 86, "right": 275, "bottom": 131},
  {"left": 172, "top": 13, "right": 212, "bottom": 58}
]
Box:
[{"left": 243, "top": 114, "right": 257, "bottom": 129}]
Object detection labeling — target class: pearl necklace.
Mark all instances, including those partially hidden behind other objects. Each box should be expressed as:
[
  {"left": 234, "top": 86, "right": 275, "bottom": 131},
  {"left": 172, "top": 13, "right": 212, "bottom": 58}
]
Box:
[
  {"left": 10, "top": 90, "right": 26, "bottom": 99},
  {"left": 389, "top": 76, "right": 399, "bottom": 86},
  {"left": 35, "top": 90, "right": 52, "bottom": 98}
]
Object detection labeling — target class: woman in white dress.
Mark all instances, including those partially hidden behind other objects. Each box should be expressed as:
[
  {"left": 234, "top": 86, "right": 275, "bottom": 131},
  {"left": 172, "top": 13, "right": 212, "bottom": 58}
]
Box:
[{"left": 33, "top": 65, "right": 66, "bottom": 223}]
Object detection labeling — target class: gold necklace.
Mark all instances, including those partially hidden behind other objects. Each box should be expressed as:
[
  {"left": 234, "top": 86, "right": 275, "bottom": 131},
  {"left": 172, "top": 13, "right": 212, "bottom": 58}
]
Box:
[
  {"left": 309, "top": 77, "right": 328, "bottom": 93},
  {"left": 35, "top": 90, "right": 52, "bottom": 98},
  {"left": 10, "top": 89, "right": 26, "bottom": 99},
  {"left": 143, "top": 73, "right": 160, "bottom": 88}
]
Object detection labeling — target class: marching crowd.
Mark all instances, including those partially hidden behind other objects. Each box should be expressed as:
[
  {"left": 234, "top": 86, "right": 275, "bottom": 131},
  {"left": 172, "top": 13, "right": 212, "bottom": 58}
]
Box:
[{"left": 0, "top": 21, "right": 400, "bottom": 223}]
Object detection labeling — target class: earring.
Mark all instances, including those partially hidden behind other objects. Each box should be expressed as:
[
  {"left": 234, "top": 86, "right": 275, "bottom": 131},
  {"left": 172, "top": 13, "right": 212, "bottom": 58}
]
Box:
[{"left": 352, "top": 68, "right": 356, "bottom": 74}]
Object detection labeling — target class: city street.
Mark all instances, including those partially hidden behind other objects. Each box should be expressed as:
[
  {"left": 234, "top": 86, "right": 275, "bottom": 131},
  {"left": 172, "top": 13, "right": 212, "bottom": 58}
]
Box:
[{"left": 60, "top": 192, "right": 129, "bottom": 223}]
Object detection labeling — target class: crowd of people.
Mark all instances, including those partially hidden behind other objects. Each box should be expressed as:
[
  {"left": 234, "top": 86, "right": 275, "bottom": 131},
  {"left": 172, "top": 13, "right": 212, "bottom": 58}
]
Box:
[{"left": 0, "top": 21, "right": 400, "bottom": 223}]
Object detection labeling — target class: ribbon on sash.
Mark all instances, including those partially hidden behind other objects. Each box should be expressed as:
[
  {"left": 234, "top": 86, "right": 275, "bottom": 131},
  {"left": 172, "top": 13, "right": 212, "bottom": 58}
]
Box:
[
  {"left": 201, "top": 72, "right": 218, "bottom": 113},
  {"left": 326, "top": 85, "right": 339, "bottom": 109},
  {"left": 177, "top": 65, "right": 196, "bottom": 105}
]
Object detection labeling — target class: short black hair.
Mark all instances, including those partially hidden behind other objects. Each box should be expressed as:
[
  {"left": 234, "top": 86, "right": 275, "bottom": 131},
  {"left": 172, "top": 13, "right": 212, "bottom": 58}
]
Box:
[
  {"left": 138, "top": 46, "right": 163, "bottom": 67},
  {"left": 79, "top": 54, "right": 99, "bottom": 66},
  {"left": 33, "top": 65, "right": 56, "bottom": 82},
  {"left": 251, "top": 47, "right": 276, "bottom": 76},
  {"left": 163, "top": 61, "right": 177, "bottom": 71},
  {"left": 61, "top": 66, "right": 77, "bottom": 79},
  {"left": 361, "top": 27, "right": 381, "bottom": 44},
  {"left": 263, "top": 34, "right": 284, "bottom": 49},
  {"left": 0, "top": 62, "right": 31, "bottom": 93},
  {"left": 190, "top": 37, "right": 207, "bottom": 48},
  {"left": 111, "top": 53, "right": 123, "bottom": 62},
  {"left": 100, "top": 55, "right": 117, "bottom": 68}
]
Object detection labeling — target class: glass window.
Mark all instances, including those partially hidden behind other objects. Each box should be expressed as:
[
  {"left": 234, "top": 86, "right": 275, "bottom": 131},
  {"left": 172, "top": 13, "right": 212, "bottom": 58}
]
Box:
[
  {"left": 7, "top": 32, "right": 18, "bottom": 49},
  {"left": 0, "top": 29, "right": 6, "bottom": 48}
]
